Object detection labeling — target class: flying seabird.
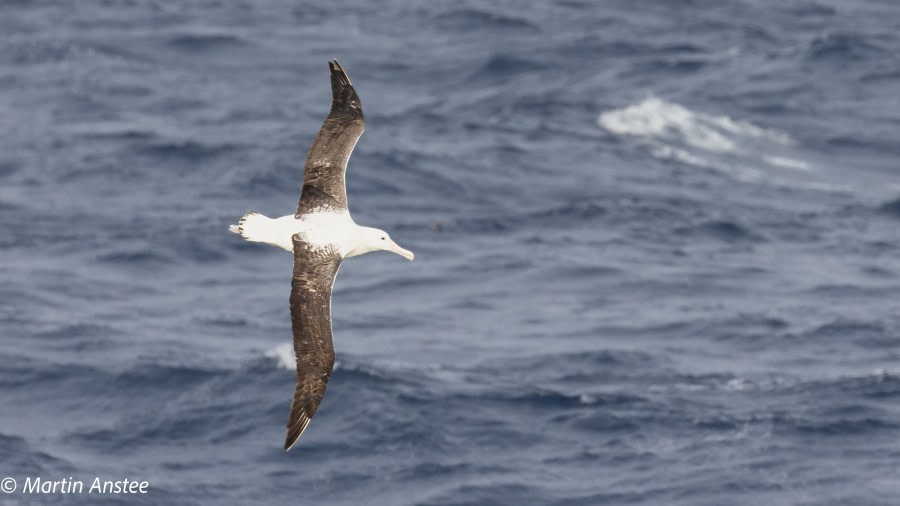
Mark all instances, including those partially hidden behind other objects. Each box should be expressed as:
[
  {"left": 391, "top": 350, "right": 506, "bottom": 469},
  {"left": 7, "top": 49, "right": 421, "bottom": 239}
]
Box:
[{"left": 229, "top": 60, "right": 414, "bottom": 451}]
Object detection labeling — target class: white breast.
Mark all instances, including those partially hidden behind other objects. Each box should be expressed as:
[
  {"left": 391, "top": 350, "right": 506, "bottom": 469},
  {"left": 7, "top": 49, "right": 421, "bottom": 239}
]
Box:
[{"left": 296, "top": 212, "right": 359, "bottom": 256}]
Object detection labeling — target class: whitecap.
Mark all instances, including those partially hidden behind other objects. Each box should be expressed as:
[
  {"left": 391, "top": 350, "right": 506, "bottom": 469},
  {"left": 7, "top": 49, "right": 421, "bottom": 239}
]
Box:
[
  {"left": 264, "top": 343, "right": 342, "bottom": 372},
  {"left": 598, "top": 96, "right": 808, "bottom": 181},
  {"left": 578, "top": 394, "right": 596, "bottom": 405},
  {"left": 599, "top": 97, "right": 793, "bottom": 150},
  {"left": 763, "top": 155, "right": 811, "bottom": 171},
  {"left": 724, "top": 378, "right": 750, "bottom": 391},
  {"left": 265, "top": 343, "right": 294, "bottom": 371}
]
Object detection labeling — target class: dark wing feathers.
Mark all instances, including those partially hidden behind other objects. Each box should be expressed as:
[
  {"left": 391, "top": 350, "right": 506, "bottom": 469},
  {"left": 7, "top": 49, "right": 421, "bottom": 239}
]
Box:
[
  {"left": 284, "top": 235, "right": 342, "bottom": 450},
  {"left": 295, "top": 59, "right": 366, "bottom": 216}
]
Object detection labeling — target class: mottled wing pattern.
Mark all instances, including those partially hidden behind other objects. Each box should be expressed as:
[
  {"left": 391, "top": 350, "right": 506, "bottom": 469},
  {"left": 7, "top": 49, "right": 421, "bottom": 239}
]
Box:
[
  {"left": 284, "top": 235, "right": 342, "bottom": 450},
  {"left": 295, "top": 60, "right": 366, "bottom": 216}
]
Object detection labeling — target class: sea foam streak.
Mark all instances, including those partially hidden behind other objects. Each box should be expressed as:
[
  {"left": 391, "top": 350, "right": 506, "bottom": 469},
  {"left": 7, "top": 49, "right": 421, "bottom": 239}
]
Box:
[{"left": 599, "top": 97, "right": 809, "bottom": 180}]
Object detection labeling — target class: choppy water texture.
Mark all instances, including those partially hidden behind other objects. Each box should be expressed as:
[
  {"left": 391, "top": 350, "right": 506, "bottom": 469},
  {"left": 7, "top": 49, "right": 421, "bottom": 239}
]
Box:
[{"left": 2, "top": 1, "right": 900, "bottom": 505}]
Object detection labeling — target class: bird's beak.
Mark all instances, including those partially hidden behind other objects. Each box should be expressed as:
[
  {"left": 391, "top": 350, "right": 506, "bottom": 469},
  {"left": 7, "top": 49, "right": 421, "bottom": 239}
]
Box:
[{"left": 387, "top": 241, "right": 415, "bottom": 261}]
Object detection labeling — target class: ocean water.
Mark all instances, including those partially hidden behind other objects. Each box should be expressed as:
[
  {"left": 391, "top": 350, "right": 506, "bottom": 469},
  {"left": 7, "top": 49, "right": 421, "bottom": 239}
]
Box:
[{"left": 2, "top": 0, "right": 900, "bottom": 504}]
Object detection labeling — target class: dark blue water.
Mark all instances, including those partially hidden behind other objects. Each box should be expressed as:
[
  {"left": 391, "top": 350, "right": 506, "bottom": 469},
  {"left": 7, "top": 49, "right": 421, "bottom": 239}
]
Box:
[{"left": 2, "top": 1, "right": 900, "bottom": 504}]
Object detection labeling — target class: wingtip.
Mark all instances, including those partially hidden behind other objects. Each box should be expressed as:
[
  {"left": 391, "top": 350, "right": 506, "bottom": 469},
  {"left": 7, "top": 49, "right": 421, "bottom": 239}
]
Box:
[
  {"left": 283, "top": 417, "right": 312, "bottom": 451},
  {"left": 328, "top": 58, "right": 352, "bottom": 88},
  {"left": 284, "top": 432, "right": 298, "bottom": 451}
]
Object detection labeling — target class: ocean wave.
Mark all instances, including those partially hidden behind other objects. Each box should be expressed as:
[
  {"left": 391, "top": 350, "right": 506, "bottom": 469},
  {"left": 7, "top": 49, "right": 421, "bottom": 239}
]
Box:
[
  {"left": 674, "top": 219, "right": 762, "bottom": 243},
  {"left": 133, "top": 139, "right": 242, "bottom": 162},
  {"left": 263, "top": 347, "right": 433, "bottom": 394},
  {"left": 598, "top": 96, "right": 810, "bottom": 182},
  {"left": 115, "top": 363, "right": 223, "bottom": 390},
  {"left": 34, "top": 323, "right": 119, "bottom": 340},
  {"left": 433, "top": 9, "right": 540, "bottom": 33},
  {"left": 452, "top": 198, "right": 668, "bottom": 234},
  {"left": 0, "top": 354, "right": 101, "bottom": 388},
  {"left": 422, "top": 482, "right": 547, "bottom": 506},
  {"left": 0, "top": 432, "right": 72, "bottom": 476},
  {"left": 599, "top": 96, "right": 793, "bottom": 151},
  {"left": 165, "top": 32, "right": 250, "bottom": 53},
  {"left": 62, "top": 120, "right": 159, "bottom": 140},
  {"left": 771, "top": 409, "right": 900, "bottom": 436},
  {"left": 2, "top": 39, "right": 78, "bottom": 65},
  {"left": 470, "top": 54, "right": 545, "bottom": 82},
  {"left": 805, "top": 32, "right": 891, "bottom": 64},
  {"left": 391, "top": 461, "right": 510, "bottom": 481},
  {"left": 67, "top": 360, "right": 288, "bottom": 452},
  {"left": 95, "top": 249, "right": 176, "bottom": 268},
  {"left": 0, "top": 158, "right": 23, "bottom": 179},
  {"left": 495, "top": 349, "right": 662, "bottom": 379},
  {"left": 264, "top": 347, "right": 642, "bottom": 412},
  {"left": 265, "top": 342, "right": 294, "bottom": 371},
  {"left": 878, "top": 196, "right": 900, "bottom": 218}
]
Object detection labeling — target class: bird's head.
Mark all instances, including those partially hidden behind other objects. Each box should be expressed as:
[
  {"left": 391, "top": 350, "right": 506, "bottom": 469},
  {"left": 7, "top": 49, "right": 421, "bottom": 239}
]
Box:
[{"left": 352, "top": 227, "right": 414, "bottom": 261}]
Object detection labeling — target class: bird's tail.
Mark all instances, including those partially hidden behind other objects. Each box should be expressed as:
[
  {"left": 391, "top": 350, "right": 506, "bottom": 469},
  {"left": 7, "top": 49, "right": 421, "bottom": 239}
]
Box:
[{"left": 230, "top": 212, "right": 275, "bottom": 243}]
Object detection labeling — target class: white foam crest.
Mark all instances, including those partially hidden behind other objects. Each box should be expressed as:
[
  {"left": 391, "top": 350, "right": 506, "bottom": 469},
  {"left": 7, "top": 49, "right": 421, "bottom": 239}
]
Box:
[
  {"left": 597, "top": 96, "right": 794, "bottom": 148},
  {"left": 599, "top": 97, "right": 794, "bottom": 151},
  {"left": 601, "top": 97, "right": 734, "bottom": 152},
  {"left": 651, "top": 145, "right": 712, "bottom": 168},
  {"left": 724, "top": 378, "right": 751, "bottom": 392},
  {"left": 265, "top": 343, "right": 294, "bottom": 370},
  {"left": 264, "top": 343, "right": 342, "bottom": 372},
  {"left": 578, "top": 394, "right": 597, "bottom": 405},
  {"left": 650, "top": 145, "right": 763, "bottom": 181},
  {"left": 763, "top": 155, "right": 810, "bottom": 171},
  {"left": 598, "top": 96, "right": 808, "bottom": 180}
]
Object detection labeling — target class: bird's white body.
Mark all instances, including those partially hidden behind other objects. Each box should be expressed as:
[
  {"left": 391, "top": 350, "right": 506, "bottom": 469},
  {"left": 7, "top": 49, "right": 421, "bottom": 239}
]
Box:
[{"left": 230, "top": 211, "right": 413, "bottom": 260}]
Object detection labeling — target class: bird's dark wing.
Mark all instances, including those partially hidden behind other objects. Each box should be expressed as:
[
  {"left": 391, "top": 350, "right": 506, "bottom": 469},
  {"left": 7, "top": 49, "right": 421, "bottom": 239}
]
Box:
[
  {"left": 284, "top": 235, "right": 342, "bottom": 450},
  {"left": 295, "top": 59, "right": 365, "bottom": 216}
]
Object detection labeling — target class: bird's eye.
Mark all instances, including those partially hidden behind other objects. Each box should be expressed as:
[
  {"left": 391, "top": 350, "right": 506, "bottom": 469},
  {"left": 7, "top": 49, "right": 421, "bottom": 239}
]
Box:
[{"left": 381, "top": 237, "right": 385, "bottom": 240}]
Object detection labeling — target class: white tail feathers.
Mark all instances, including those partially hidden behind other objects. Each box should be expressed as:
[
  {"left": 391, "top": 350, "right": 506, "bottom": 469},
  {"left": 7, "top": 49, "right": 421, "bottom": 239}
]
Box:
[
  {"left": 231, "top": 211, "right": 271, "bottom": 242},
  {"left": 229, "top": 212, "right": 296, "bottom": 252}
]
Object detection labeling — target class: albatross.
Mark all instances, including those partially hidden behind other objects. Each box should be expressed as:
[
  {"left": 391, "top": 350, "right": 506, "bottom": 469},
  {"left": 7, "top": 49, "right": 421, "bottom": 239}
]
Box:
[{"left": 229, "top": 60, "right": 414, "bottom": 451}]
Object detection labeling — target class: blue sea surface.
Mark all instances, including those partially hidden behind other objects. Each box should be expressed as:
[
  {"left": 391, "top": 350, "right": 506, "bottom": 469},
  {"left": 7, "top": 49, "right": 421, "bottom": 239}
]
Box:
[{"left": 2, "top": 1, "right": 900, "bottom": 504}]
